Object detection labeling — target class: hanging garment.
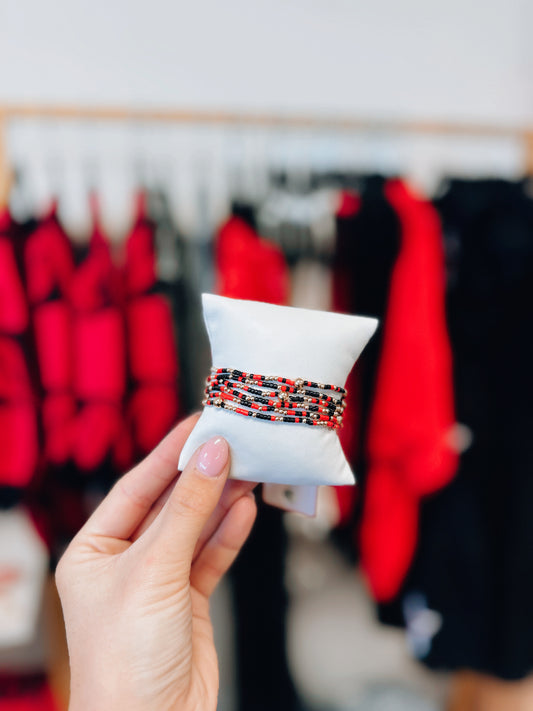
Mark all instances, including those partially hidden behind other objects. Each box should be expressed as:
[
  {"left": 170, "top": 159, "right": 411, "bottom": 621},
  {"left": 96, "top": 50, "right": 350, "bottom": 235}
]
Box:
[
  {"left": 332, "top": 179, "right": 400, "bottom": 535},
  {"left": 23, "top": 204, "right": 75, "bottom": 470},
  {"left": 20, "top": 205, "right": 89, "bottom": 555},
  {"left": 122, "top": 193, "right": 180, "bottom": 460},
  {"left": 0, "top": 211, "right": 57, "bottom": 710},
  {"left": 216, "top": 214, "right": 289, "bottom": 304},
  {"left": 332, "top": 179, "right": 457, "bottom": 603},
  {"left": 215, "top": 212, "right": 304, "bottom": 711},
  {"left": 359, "top": 179, "right": 458, "bottom": 602},
  {"left": 69, "top": 195, "right": 126, "bottom": 479},
  {"left": 0, "top": 210, "right": 39, "bottom": 494},
  {"left": 379, "top": 179, "right": 533, "bottom": 681},
  {"left": 148, "top": 188, "right": 194, "bottom": 412}
]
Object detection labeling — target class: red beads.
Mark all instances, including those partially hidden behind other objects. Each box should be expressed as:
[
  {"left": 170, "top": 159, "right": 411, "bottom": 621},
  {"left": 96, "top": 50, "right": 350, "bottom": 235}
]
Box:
[{"left": 203, "top": 367, "right": 346, "bottom": 429}]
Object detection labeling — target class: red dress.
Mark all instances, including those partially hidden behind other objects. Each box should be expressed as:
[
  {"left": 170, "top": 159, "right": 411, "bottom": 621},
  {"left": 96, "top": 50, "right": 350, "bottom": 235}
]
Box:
[
  {"left": 24, "top": 204, "right": 75, "bottom": 471},
  {"left": 0, "top": 209, "right": 38, "bottom": 490},
  {"left": 333, "top": 181, "right": 458, "bottom": 602},
  {"left": 121, "top": 193, "right": 180, "bottom": 460},
  {"left": 0, "top": 208, "right": 60, "bottom": 711},
  {"left": 69, "top": 196, "right": 126, "bottom": 474}
]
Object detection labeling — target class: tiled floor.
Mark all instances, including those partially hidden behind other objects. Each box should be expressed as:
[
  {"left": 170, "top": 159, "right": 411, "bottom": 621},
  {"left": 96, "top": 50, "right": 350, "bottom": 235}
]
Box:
[{"left": 213, "top": 523, "right": 450, "bottom": 711}]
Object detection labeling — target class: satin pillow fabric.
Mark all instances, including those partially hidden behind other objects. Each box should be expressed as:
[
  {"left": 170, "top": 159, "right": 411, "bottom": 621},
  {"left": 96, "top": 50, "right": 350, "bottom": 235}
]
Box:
[{"left": 178, "top": 294, "right": 377, "bottom": 487}]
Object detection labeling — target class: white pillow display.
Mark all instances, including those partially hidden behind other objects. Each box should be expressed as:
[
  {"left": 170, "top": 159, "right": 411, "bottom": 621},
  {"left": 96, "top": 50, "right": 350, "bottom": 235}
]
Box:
[{"left": 178, "top": 294, "right": 378, "bottom": 489}]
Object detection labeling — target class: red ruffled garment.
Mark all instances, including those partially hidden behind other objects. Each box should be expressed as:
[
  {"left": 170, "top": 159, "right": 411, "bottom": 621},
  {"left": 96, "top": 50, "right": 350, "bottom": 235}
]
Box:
[
  {"left": 216, "top": 215, "right": 289, "bottom": 305},
  {"left": 0, "top": 209, "right": 39, "bottom": 489},
  {"left": 0, "top": 210, "right": 60, "bottom": 711},
  {"left": 69, "top": 197, "right": 127, "bottom": 473},
  {"left": 24, "top": 204, "right": 75, "bottom": 469},
  {"left": 120, "top": 193, "right": 180, "bottom": 461},
  {"left": 333, "top": 181, "right": 458, "bottom": 602}
]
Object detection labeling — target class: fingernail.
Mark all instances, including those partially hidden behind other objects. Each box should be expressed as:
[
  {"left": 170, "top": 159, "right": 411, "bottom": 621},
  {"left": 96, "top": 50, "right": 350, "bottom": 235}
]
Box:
[{"left": 197, "top": 436, "right": 229, "bottom": 478}]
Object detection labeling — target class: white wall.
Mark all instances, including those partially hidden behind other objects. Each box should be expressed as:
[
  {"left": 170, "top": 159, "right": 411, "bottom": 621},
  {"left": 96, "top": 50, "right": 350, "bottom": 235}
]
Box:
[
  {"left": 1, "top": 0, "right": 532, "bottom": 235},
  {"left": 1, "top": 0, "right": 533, "bottom": 124}
]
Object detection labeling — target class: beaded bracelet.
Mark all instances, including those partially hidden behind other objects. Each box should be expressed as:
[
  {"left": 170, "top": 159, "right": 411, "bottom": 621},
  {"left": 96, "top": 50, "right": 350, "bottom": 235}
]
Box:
[{"left": 202, "top": 367, "right": 346, "bottom": 429}]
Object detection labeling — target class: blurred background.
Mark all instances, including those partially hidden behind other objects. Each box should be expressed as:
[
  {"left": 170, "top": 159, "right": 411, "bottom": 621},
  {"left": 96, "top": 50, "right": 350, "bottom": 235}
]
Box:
[{"left": 2, "top": 1, "right": 533, "bottom": 710}]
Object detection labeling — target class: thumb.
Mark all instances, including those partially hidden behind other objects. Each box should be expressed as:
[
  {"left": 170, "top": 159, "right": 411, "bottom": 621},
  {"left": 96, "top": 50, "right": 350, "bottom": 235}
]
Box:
[{"left": 148, "top": 435, "right": 231, "bottom": 568}]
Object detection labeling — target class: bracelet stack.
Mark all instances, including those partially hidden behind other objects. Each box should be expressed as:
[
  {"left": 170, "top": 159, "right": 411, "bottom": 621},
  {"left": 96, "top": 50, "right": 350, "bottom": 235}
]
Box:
[{"left": 202, "top": 367, "right": 346, "bottom": 429}]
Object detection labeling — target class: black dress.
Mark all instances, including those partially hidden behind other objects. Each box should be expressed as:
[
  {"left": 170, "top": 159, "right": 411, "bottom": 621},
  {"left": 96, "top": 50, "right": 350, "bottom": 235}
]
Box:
[
  {"left": 379, "top": 179, "right": 533, "bottom": 680},
  {"left": 332, "top": 176, "right": 400, "bottom": 555}
]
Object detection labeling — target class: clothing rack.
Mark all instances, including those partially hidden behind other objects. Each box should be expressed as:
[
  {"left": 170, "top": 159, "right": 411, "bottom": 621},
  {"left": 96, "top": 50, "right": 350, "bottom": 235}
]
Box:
[{"left": 2, "top": 103, "right": 533, "bottom": 203}]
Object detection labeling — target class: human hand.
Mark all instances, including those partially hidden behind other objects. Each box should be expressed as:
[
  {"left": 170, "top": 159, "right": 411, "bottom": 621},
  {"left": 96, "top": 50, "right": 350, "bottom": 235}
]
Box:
[{"left": 56, "top": 415, "right": 257, "bottom": 711}]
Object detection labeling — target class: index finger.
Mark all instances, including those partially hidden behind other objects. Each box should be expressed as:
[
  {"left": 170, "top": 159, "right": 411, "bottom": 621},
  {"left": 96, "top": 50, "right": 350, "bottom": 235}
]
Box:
[{"left": 81, "top": 413, "right": 200, "bottom": 541}]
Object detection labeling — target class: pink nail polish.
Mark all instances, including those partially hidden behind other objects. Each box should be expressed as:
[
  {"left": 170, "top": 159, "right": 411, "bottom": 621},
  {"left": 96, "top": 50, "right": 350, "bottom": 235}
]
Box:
[{"left": 197, "top": 436, "right": 229, "bottom": 477}]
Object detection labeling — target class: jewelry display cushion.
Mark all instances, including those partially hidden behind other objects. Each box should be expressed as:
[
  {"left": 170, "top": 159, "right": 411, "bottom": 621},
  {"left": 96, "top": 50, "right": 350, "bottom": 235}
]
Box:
[{"left": 178, "top": 294, "right": 378, "bottom": 487}]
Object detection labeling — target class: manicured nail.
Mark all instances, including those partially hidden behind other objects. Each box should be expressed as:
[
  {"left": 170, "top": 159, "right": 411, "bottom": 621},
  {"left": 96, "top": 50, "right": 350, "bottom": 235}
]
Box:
[{"left": 197, "top": 436, "right": 229, "bottom": 477}]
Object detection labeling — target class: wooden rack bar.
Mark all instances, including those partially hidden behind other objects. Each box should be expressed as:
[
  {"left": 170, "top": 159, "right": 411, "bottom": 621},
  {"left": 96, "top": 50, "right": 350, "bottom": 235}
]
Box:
[
  {"left": 2, "top": 103, "right": 533, "bottom": 184},
  {"left": 2, "top": 102, "right": 533, "bottom": 135}
]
